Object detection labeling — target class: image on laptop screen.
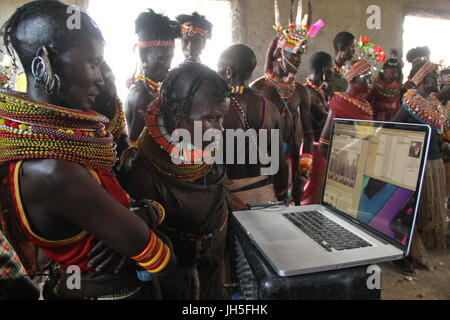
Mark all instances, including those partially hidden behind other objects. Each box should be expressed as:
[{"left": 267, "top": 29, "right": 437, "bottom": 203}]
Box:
[{"left": 322, "top": 121, "right": 428, "bottom": 246}]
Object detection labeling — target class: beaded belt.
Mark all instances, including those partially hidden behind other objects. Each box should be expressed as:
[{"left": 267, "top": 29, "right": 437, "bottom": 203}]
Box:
[{"left": 159, "top": 216, "right": 228, "bottom": 241}]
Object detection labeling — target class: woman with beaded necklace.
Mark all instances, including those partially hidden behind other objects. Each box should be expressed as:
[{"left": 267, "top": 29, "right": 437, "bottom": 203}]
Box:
[
  {"left": 365, "top": 58, "right": 403, "bottom": 121},
  {"left": 0, "top": 1, "right": 176, "bottom": 299},
  {"left": 118, "top": 62, "right": 231, "bottom": 300},
  {"left": 319, "top": 59, "right": 374, "bottom": 158},
  {"left": 390, "top": 61, "right": 447, "bottom": 274}
]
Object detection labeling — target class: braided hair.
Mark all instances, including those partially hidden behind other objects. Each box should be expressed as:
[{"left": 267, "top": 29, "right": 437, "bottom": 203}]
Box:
[
  {"left": 135, "top": 9, "right": 181, "bottom": 42},
  {"left": 1, "top": 0, "right": 104, "bottom": 73},
  {"left": 406, "top": 46, "right": 430, "bottom": 64},
  {"left": 175, "top": 12, "right": 213, "bottom": 39},
  {"left": 159, "top": 62, "right": 230, "bottom": 132}
]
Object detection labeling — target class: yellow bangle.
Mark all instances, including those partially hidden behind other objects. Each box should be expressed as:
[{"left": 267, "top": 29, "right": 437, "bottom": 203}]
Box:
[
  {"left": 131, "top": 230, "right": 156, "bottom": 262},
  {"left": 139, "top": 238, "right": 164, "bottom": 268},
  {"left": 148, "top": 247, "right": 171, "bottom": 273}
]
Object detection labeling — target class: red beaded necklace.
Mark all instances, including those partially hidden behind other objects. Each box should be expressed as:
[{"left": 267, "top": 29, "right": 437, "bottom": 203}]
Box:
[{"left": 137, "top": 98, "right": 214, "bottom": 182}]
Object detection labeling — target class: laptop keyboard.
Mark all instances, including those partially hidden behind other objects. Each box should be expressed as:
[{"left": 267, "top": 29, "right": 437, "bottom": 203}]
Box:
[{"left": 283, "top": 211, "right": 372, "bottom": 252}]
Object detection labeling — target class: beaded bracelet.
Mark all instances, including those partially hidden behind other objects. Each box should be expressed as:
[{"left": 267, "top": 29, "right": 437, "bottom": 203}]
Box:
[
  {"left": 147, "top": 200, "right": 165, "bottom": 225},
  {"left": 298, "top": 153, "right": 313, "bottom": 179}
]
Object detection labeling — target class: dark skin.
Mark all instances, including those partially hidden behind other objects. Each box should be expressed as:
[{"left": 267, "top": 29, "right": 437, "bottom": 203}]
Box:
[
  {"left": 181, "top": 33, "right": 206, "bottom": 63},
  {"left": 250, "top": 38, "right": 313, "bottom": 205},
  {"left": 306, "top": 62, "right": 333, "bottom": 141},
  {"left": 319, "top": 72, "right": 373, "bottom": 157},
  {"left": 217, "top": 56, "right": 288, "bottom": 207},
  {"left": 120, "top": 79, "right": 230, "bottom": 208},
  {"left": 19, "top": 37, "right": 175, "bottom": 271},
  {"left": 334, "top": 39, "right": 355, "bottom": 69},
  {"left": 125, "top": 46, "right": 174, "bottom": 142}
]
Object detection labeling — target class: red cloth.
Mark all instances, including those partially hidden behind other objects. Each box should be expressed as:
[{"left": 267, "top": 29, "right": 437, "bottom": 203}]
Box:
[
  {"left": 9, "top": 162, "right": 130, "bottom": 272},
  {"left": 301, "top": 142, "right": 327, "bottom": 205},
  {"left": 328, "top": 92, "right": 373, "bottom": 120}
]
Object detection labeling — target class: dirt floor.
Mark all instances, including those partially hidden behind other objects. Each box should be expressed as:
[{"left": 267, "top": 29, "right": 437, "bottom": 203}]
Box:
[{"left": 379, "top": 229, "right": 450, "bottom": 300}]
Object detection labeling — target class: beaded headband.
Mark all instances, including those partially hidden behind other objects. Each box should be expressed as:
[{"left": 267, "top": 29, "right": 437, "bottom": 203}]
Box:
[
  {"left": 135, "top": 40, "right": 175, "bottom": 49},
  {"left": 344, "top": 59, "right": 372, "bottom": 82},
  {"left": 181, "top": 22, "right": 208, "bottom": 37},
  {"left": 411, "top": 61, "right": 437, "bottom": 86}
]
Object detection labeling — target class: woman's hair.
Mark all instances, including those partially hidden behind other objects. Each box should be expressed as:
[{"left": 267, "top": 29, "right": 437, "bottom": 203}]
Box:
[
  {"left": 406, "top": 46, "right": 430, "bottom": 64},
  {"left": 175, "top": 12, "right": 213, "bottom": 39},
  {"left": 408, "top": 59, "right": 427, "bottom": 80},
  {"left": 381, "top": 58, "right": 403, "bottom": 83},
  {"left": 135, "top": 9, "right": 180, "bottom": 42},
  {"left": 333, "top": 31, "right": 355, "bottom": 53},
  {"left": 309, "top": 51, "right": 332, "bottom": 75},
  {"left": 1, "top": 0, "right": 104, "bottom": 73},
  {"left": 159, "top": 62, "right": 230, "bottom": 129}
]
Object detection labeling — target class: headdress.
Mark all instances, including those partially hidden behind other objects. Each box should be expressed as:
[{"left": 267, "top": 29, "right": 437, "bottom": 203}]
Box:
[
  {"left": 134, "top": 9, "right": 180, "bottom": 50},
  {"left": 441, "top": 69, "right": 450, "bottom": 85},
  {"left": 343, "top": 59, "right": 372, "bottom": 82},
  {"left": 273, "top": 0, "right": 324, "bottom": 55},
  {"left": 410, "top": 61, "right": 437, "bottom": 86},
  {"left": 176, "top": 12, "right": 213, "bottom": 39},
  {"left": 353, "top": 35, "right": 386, "bottom": 80}
]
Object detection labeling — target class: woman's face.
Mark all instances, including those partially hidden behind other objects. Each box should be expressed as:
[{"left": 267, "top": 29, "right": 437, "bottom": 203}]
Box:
[
  {"left": 55, "top": 38, "right": 105, "bottom": 111},
  {"left": 140, "top": 46, "right": 174, "bottom": 82},
  {"left": 382, "top": 67, "right": 399, "bottom": 84},
  {"left": 177, "top": 83, "right": 229, "bottom": 149}
]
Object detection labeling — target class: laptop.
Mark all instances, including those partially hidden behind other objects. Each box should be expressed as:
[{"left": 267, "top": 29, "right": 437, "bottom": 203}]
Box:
[{"left": 232, "top": 119, "right": 431, "bottom": 276}]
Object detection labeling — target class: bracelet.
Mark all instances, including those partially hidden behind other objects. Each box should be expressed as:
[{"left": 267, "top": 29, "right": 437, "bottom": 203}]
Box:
[
  {"left": 148, "top": 247, "right": 171, "bottom": 273},
  {"left": 148, "top": 200, "right": 165, "bottom": 225},
  {"left": 139, "top": 238, "right": 163, "bottom": 268},
  {"left": 142, "top": 244, "right": 168, "bottom": 271},
  {"left": 319, "top": 137, "right": 330, "bottom": 145},
  {"left": 130, "top": 230, "right": 156, "bottom": 262}
]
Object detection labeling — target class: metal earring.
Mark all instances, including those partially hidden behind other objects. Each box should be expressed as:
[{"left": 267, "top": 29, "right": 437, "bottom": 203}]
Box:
[{"left": 31, "top": 47, "right": 61, "bottom": 94}]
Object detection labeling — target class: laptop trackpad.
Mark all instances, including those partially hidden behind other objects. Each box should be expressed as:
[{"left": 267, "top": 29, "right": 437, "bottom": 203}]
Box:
[{"left": 252, "top": 224, "right": 301, "bottom": 242}]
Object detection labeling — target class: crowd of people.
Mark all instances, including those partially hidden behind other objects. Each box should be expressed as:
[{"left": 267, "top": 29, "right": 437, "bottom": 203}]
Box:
[{"left": 0, "top": 0, "right": 448, "bottom": 300}]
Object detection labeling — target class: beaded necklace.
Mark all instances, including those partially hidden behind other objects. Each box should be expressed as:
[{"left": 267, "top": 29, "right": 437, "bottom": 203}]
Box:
[
  {"left": 137, "top": 73, "right": 160, "bottom": 93},
  {"left": 402, "top": 89, "right": 445, "bottom": 134},
  {"left": 373, "top": 76, "right": 401, "bottom": 98},
  {"left": 231, "top": 86, "right": 245, "bottom": 94},
  {"left": 334, "top": 61, "right": 345, "bottom": 77},
  {"left": 106, "top": 96, "right": 126, "bottom": 142},
  {"left": 264, "top": 72, "right": 297, "bottom": 100},
  {"left": 304, "top": 78, "right": 328, "bottom": 107},
  {"left": 0, "top": 91, "right": 116, "bottom": 174},
  {"left": 137, "top": 98, "right": 213, "bottom": 182},
  {"left": 334, "top": 92, "right": 373, "bottom": 117}
]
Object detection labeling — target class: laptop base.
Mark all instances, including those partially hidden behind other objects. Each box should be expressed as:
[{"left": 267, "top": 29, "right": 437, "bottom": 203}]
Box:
[{"left": 229, "top": 214, "right": 381, "bottom": 300}]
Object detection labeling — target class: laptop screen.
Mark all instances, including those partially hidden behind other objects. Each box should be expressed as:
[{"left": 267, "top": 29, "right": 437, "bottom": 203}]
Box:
[{"left": 322, "top": 119, "right": 430, "bottom": 248}]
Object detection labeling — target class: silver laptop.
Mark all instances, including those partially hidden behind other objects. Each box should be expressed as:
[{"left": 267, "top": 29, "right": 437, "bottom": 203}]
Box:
[{"left": 232, "top": 119, "right": 431, "bottom": 276}]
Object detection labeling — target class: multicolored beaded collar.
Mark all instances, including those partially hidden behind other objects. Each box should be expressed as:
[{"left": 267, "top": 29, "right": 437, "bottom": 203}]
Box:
[
  {"left": 137, "top": 98, "right": 213, "bottom": 182},
  {"left": 0, "top": 91, "right": 116, "bottom": 174},
  {"left": 137, "top": 73, "right": 160, "bottom": 93},
  {"left": 264, "top": 72, "right": 297, "bottom": 100},
  {"left": 304, "top": 78, "right": 328, "bottom": 107},
  {"left": 402, "top": 89, "right": 445, "bottom": 134},
  {"left": 106, "top": 96, "right": 126, "bottom": 142},
  {"left": 334, "top": 92, "right": 373, "bottom": 117}
]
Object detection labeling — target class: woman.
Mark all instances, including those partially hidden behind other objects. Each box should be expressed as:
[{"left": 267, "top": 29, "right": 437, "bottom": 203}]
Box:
[
  {"left": 365, "top": 58, "right": 403, "bottom": 121},
  {"left": 390, "top": 60, "right": 447, "bottom": 274},
  {"left": 0, "top": 1, "right": 175, "bottom": 299},
  {"left": 118, "top": 62, "right": 231, "bottom": 299},
  {"left": 319, "top": 59, "right": 374, "bottom": 157}
]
